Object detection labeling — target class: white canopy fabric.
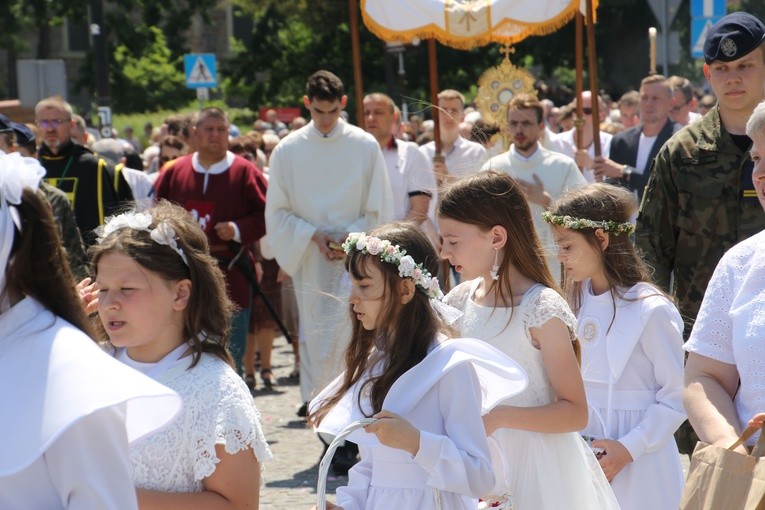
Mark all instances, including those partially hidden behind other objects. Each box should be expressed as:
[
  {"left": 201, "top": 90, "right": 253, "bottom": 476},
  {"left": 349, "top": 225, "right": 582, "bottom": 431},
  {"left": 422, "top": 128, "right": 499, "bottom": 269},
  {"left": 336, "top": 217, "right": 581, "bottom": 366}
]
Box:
[{"left": 362, "top": 0, "right": 596, "bottom": 48}]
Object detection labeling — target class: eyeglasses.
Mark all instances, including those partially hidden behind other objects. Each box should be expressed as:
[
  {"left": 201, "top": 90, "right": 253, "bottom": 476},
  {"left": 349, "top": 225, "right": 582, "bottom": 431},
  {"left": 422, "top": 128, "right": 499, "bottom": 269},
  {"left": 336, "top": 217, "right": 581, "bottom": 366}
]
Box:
[
  {"left": 35, "top": 118, "right": 70, "bottom": 130},
  {"left": 581, "top": 107, "right": 593, "bottom": 115},
  {"left": 671, "top": 102, "right": 689, "bottom": 113}
]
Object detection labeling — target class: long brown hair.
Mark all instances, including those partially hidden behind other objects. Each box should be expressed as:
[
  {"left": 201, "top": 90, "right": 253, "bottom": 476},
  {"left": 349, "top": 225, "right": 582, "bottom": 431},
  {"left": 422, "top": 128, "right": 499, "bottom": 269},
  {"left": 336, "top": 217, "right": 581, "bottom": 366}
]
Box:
[
  {"left": 549, "top": 183, "right": 666, "bottom": 323},
  {"left": 308, "top": 223, "right": 452, "bottom": 427},
  {"left": 88, "top": 200, "right": 235, "bottom": 368},
  {"left": 438, "top": 171, "right": 561, "bottom": 307},
  {"left": 439, "top": 171, "right": 580, "bottom": 363},
  {"left": 4, "top": 188, "right": 96, "bottom": 338}
]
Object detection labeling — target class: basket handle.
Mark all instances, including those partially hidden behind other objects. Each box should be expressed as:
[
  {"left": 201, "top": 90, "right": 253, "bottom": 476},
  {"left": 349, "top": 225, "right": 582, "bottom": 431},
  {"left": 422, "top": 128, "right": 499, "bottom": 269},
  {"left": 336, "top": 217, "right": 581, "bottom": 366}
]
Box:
[
  {"left": 316, "top": 418, "right": 377, "bottom": 510},
  {"left": 315, "top": 418, "right": 444, "bottom": 510}
]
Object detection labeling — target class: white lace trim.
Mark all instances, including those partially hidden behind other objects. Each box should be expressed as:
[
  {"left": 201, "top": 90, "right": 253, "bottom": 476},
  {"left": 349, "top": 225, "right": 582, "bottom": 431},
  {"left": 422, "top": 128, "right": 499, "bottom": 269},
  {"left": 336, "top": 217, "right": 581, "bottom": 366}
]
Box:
[
  {"left": 129, "top": 354, "right": 272, "bottom": 491},
  {"left": 522, "top": 286, "right": 578, "bottom": 341}
]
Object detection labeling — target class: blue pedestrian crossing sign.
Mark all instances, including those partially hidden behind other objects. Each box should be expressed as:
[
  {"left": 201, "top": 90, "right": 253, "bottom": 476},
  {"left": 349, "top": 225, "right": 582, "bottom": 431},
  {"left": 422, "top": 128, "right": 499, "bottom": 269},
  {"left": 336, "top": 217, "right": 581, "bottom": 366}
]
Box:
[
  {"left": 690, "top": 0, "right": 725, "bottom": 58},
  {"left": 184, "top": 53, "right": 218, "bottom": 89}
]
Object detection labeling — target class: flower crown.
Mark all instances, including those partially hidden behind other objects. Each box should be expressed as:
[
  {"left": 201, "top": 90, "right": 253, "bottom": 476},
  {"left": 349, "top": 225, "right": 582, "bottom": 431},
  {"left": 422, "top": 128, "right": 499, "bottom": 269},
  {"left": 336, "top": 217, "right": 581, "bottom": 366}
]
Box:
[
  {"left": 342, "top": 232, "right": 444, "bottom": 300},
  {"left": 541, "top": 211, "right": 636, "bottom": 236},
  {"left": 96, "top": 211, "right": 189, "bottom": 266}
]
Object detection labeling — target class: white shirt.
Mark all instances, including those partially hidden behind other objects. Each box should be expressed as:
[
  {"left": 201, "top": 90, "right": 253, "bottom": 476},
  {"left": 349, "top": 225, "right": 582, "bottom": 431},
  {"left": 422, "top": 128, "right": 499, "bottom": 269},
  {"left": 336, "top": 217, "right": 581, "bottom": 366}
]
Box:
[
  {"left": 419, "top": 136, "right": 487, "bottom": 179},
  {"left": 685, "top": 230, "right": 765, "bottom": 444},
  {"left": 635, "top": 133, "right": 659, "bottom": 174},
  {"left": 421, "top": 136, "right": 488, "bottom": 226},
  {"left": 553, "top": 129, "right": 613, "bottom": 182},
  {"left": 381, "top": 138, "right": 436, "bottom": 221}
]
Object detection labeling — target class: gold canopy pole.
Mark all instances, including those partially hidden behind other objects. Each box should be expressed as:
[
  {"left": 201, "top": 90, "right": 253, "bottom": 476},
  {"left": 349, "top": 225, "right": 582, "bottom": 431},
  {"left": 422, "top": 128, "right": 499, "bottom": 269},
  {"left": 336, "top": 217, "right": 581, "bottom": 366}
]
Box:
[
  {"left": 574, "top": 13, "right": 585, "bottom": 151},
  {"left": 585, "top": 0, "right": 601, "bottom": 158},
  {"left": 349, "top": 0, "right": 365, "bottom": 127}
]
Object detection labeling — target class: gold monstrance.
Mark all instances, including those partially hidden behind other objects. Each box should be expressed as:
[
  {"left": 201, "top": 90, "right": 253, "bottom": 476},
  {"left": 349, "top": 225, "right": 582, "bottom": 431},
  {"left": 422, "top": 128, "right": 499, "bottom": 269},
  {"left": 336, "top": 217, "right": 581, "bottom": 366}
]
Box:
[{"left": 475, "top": 46, "right": 537, "bottom": 150}]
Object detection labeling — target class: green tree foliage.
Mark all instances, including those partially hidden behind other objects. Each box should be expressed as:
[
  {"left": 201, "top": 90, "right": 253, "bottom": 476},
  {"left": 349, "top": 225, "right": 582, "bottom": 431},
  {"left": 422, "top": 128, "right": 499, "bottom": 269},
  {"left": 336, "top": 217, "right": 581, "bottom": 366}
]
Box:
[
  {"left": 1, "top": 0, "right": 87, "bottom": 58},
  {"left": 224, "top": 0, "right": 387, "bottom": 119},
  {"left": 110, "top": 27, "right": 192, "bottom": 113}
]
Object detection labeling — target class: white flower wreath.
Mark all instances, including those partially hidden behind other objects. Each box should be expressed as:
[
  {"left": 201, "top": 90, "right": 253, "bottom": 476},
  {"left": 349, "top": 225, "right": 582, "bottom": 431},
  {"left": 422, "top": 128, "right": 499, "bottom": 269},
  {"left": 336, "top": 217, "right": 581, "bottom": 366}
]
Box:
[{"left": 97, "top": 211, "right": 189, "bottom": 266}]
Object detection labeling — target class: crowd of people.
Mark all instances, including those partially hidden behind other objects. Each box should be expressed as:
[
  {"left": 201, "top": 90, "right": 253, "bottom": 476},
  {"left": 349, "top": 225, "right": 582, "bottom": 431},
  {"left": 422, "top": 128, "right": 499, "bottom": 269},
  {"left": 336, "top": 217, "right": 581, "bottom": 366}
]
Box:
[{"left": 1, "top": 9, "right": 764, "bottom": 510}]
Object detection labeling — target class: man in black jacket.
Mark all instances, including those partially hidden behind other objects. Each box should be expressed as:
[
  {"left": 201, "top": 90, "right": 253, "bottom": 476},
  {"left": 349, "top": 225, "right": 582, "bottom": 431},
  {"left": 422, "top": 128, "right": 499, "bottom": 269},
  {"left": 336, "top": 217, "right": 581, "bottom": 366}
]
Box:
[
  {"left": 593, "top": 75, "right": 679, "bottom": 200},
  {"left": 35, "top": 97, "right": 133, "bottom": 245}
]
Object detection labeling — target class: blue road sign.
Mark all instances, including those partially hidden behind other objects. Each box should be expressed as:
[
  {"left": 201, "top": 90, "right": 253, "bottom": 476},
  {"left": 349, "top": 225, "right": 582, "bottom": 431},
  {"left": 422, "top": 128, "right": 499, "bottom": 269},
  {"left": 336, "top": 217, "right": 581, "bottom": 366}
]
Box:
[
  {"left": 690, "top": 0, "right": 726, "bottom": 58},
  {"left": 184, "top": 54, "right": 218, "bottom": 89},
  {"left": 691, "top": 0, "right": 725, "bottom": 19},
  {"left": 691, "top": 16, "right": 723, "bottom": 58}
]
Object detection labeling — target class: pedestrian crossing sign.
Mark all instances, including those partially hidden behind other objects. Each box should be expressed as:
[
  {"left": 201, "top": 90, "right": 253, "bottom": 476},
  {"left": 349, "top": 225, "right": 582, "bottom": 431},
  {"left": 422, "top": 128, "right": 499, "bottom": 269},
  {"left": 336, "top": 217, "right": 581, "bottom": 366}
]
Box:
[
  {"left": 691, "top": 17, "right": 722, "bottom": 58},
  {"left": 184, "top": 53, "right": 218, "bottom": 89}
]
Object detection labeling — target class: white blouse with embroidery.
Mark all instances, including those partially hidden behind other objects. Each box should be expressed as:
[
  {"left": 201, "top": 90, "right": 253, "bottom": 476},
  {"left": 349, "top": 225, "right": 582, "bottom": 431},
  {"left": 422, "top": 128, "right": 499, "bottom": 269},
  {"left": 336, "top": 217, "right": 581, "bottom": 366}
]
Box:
[
  {"left": 686, "top": 229, "right": 765, "bottom": 442},
  {"left": 128, "top": 353, "right": 272, "bottom": 491}
]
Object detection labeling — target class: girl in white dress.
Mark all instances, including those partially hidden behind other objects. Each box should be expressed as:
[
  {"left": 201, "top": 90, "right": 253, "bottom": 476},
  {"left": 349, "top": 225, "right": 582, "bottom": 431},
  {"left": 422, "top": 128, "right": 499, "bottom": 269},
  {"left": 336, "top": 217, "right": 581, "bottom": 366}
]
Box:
[
  {"left": 82, "top": 201, "right": 272, "bottom": 509},
  {"left": 439, "top": 171, "right": 619, "bottom": 510},
  {"left": 308, "top": 223, "right": 529, "bottom": 510},
  {"left": 544, "top": 183, "right": 686, "bottom": 510},
  {"left": 0, "top": 153, "right": 180, "bottom": 509}
]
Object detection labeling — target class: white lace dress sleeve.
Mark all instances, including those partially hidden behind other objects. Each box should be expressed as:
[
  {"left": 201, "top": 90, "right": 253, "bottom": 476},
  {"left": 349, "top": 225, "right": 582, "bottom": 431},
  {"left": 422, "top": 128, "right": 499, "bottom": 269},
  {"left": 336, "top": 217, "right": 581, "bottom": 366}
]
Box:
[
  {"left": 443, "top": 279, "right": 481, "bottom": 311},
  {"left": 130, "top": 354, "right": 273, "bottom": 492},
  {"left": 523, "top": 287, "right": 578, "bottom": 340}
]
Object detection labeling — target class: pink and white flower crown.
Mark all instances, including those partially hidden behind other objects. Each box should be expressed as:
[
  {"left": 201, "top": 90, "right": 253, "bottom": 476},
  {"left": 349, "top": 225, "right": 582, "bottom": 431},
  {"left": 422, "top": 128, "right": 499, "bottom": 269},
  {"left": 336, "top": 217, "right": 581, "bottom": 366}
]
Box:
[{"left": 342, "top": 232, "right": 444, "bottom": 300}]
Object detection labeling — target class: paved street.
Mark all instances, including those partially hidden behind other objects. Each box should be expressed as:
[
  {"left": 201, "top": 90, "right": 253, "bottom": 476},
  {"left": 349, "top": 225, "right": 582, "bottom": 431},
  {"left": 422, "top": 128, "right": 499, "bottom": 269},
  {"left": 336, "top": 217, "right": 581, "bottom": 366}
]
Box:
[
  {"left": 254, "top": 337, "right": 691, "bottom": 508},
  {"left": 255, "top": 339, "right": 346, "bottom": 509}
]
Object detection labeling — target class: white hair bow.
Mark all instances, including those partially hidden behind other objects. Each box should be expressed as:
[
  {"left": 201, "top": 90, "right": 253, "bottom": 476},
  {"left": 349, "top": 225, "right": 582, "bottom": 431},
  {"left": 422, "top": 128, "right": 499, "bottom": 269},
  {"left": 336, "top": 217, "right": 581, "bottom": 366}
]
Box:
[{"left": 0, "top": 152, "right": 46, "bottom": 312}]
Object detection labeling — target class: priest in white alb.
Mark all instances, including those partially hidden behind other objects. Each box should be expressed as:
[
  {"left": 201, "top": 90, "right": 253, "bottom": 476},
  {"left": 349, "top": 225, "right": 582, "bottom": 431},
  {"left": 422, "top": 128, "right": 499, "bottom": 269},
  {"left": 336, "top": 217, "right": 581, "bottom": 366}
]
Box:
[{"left": 265, "top": 70, "right": 393, "bottom": 424}]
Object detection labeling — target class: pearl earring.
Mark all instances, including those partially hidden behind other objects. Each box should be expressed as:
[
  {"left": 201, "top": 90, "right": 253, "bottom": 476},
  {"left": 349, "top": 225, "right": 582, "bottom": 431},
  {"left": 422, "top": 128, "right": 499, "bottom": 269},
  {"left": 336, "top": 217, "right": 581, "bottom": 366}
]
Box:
[{"left": 490, "top": 249, "right": 500, "bottom": 281}]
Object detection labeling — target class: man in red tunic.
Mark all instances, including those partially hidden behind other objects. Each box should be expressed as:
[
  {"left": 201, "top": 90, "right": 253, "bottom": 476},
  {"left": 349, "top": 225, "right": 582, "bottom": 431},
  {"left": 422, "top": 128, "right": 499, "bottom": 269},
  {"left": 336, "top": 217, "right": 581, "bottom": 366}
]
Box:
[{"left": 154, "top": 107, "right": 267, "bottom": 375}]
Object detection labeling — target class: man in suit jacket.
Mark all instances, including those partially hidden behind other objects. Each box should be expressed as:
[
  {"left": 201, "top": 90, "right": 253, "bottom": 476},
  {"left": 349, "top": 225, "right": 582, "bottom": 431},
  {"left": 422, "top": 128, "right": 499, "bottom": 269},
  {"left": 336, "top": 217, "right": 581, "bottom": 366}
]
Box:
[{"left": 594, "top": 74, "right": 679, "bottom": 200}]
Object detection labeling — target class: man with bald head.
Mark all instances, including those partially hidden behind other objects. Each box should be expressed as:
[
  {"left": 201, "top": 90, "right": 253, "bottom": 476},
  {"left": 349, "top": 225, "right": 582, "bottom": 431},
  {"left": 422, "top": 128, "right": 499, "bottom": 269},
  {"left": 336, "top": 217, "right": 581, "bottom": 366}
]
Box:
[{"left": 363, "top": 92, "right": 435, "bottom": 223}]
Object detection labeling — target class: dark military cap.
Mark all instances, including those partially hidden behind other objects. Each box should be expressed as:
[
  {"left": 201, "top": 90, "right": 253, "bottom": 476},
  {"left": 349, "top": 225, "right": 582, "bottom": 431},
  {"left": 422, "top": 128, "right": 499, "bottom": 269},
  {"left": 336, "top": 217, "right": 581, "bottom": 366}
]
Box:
[
  {"left": 11, "top": 122, "right": 35, "bottom": 146},
  {"left": 704, "top": 12, "right": 765, "bottom": 64},
  {"left": 0, "top": 114, "right": 12, "bottom": 133}
]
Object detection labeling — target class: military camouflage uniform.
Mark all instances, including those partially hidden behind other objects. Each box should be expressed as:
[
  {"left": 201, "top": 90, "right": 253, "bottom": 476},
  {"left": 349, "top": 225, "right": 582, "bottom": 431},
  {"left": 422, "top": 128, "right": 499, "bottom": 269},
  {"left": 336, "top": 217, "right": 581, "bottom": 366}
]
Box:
[
  {"left": 636, "top": 106, "right": 765, "bottom": 454},
  {"left": 40, "top": 182, "right": 89, "bottom": 280},
  {"left": 637, "top": 105, "right": 765, "bottom": 335}
]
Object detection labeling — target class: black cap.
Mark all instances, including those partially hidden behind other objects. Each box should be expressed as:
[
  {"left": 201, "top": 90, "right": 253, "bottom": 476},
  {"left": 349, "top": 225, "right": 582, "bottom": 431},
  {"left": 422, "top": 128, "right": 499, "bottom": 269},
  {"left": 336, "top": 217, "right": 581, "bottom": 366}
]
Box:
[
  {"left": 704, "top": 12, "right": 765, "bottom": 64},
  {"left": 0, "top": 114, "right": 12, "bottom": 133},
  {"left": 11, "top": 122, "right": 35, "bottom": 146}
]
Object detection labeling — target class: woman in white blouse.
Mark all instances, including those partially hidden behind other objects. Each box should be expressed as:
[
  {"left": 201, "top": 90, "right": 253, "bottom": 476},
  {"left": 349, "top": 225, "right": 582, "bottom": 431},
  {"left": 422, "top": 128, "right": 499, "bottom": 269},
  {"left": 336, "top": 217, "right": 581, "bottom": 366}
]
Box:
[{"left": 683, "top": 100, "right": 765, "bottom": 452}]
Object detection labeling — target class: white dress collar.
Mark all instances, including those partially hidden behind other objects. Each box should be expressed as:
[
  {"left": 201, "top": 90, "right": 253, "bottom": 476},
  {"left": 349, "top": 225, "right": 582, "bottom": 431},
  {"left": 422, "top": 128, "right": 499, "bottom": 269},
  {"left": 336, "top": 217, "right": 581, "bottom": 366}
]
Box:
[
  {"left": 0, "top": 297, "right": 182, "bottom": 475},
  {"left": 310, "top": 336, "right": 528, "bottom": 446}
]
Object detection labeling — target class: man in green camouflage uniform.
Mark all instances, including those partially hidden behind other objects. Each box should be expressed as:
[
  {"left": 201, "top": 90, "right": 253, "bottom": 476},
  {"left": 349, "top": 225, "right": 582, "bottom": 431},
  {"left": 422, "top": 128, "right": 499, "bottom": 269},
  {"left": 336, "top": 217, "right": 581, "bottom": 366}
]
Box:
[{"left": 636, "top": 11, "right": 765, "bottom": 454}]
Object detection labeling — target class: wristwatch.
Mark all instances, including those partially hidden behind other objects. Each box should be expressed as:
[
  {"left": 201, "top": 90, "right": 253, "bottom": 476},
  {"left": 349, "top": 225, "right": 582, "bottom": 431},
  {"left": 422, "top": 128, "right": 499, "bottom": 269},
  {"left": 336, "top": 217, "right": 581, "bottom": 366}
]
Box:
[{"left": 622, "top": 165, "right": 632, "bottom": 182}]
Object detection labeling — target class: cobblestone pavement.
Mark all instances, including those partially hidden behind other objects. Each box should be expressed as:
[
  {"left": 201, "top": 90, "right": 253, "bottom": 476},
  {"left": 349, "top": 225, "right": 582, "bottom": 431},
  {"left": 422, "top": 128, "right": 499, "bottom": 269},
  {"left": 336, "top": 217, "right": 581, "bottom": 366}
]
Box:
[
  {"left": 255, "top": 339, "right": 346, "bottom": 509},
  {"left": 253, "top": 337, "right": 691, "bottom": 509}
]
